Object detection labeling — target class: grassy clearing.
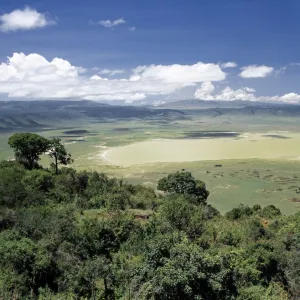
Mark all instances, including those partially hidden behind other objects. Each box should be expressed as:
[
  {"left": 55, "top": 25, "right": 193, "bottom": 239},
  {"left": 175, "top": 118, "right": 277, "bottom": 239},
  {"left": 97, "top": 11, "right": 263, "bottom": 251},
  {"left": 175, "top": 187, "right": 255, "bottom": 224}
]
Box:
[{"left": 83, "top": 159, "right": 300, "bottom": 216}]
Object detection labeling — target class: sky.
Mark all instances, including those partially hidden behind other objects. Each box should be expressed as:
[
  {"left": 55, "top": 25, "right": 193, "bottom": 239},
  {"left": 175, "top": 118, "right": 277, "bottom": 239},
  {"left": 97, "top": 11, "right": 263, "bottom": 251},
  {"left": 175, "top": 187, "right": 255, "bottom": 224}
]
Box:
[{"left": 1, "top": 0, "right": 300, "bottom": 104}]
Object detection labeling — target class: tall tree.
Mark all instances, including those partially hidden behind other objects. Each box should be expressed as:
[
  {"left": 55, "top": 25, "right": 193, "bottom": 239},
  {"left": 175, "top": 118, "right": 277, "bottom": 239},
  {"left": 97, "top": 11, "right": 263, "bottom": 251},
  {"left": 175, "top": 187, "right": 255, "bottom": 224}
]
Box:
[
  {"left": 157, "top": 171, "right": 209, "bottom": 204},
  {"left": 48, "top": 138, "right": 73, "bottom": 174},
  {"left": 8, "top": 133, "right": 50, "bottom": 170}
]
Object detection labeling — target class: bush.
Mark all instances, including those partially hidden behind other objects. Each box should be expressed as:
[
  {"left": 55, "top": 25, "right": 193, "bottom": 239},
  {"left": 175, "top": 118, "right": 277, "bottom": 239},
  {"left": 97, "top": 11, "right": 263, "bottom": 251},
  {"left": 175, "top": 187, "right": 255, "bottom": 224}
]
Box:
[
  {"left": 226, "top": 204, "right": 253, "bottom": 221},
  {"left": 157, "top": 171, "right": 209, "bottom": 204},
  {"left": 128, "top": 186, "right": 157, "bottom": 209},
  {"left": 260, "top": 205, "right": 281, "bottom": 219}
]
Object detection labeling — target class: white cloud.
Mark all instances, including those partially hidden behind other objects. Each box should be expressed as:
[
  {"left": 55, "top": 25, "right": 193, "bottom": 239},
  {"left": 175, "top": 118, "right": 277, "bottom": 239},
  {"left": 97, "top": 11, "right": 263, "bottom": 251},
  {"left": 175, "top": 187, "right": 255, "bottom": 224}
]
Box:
[
  {"left": 129, "top": 26, "right": 136, "bottom": 31},
  {"left": 97, "top": 18, "right": 125, "bottom": 28},
  {"left": 98, "top": 69, "right": 125, "bottom": 76},
  {"left": 243, "top": 87, "right": 254, "bottom": 93},
  {"left": 195, "top": 83, "right": 256, "bottom": 101},
  {"left": 194, "top": 82, "right": 300, "bottom": 103},
  {"left": 194, "top": 82, "right": 215, "bottom": 100},
  {"left": 280, "top": 93, "right": 300, "bottom": 103},
  {"left": 0, "top": 53, "right": 226, "bottom": 101},
  {"left": 239, "top": 65, "right": 274, "bottom": 78},
  {"left": 0, "top": 7, "right": 55, "bottom": 32},
  {"left": 90, "top": 75, "right": 108, "bottom": 81},
  {"left": 221, "top": 62, "right": 237, "bottom": 68},
  {"left": 214, "top": 86, "right": 257, "bottom": 101},
  {"left": 132, "top": 62, "right": 226, "bottom": 84},
  {"left": 1, "top": 53, "right": 299, "bottom": 104}
]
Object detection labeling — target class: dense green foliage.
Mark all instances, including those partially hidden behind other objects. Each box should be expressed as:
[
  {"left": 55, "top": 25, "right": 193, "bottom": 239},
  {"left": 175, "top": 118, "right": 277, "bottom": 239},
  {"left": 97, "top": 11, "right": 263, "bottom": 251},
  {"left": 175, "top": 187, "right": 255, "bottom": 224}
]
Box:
[
  {"left": 1, "top": 134, "right": 300, "bottom": 299},
  {"left": 8, "top": 133, "right": 73, "bottom": 172},
  {"left": 8, "top": 133, "right": 50, "bottom": 170},
  {"left": 157, "top": 171, "right": 210, "bottom": 204}
]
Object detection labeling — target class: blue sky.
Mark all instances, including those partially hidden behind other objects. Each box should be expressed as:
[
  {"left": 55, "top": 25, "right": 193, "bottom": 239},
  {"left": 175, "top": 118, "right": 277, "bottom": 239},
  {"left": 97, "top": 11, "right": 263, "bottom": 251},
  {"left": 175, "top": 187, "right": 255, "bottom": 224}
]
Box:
[{"left": 1, "top": 0, "right": 300, "bottom": 103}]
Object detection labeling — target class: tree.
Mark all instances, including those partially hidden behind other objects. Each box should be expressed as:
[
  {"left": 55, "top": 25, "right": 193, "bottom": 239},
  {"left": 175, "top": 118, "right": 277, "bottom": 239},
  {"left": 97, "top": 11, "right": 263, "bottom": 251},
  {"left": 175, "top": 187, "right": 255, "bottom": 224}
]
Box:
[
  {"left": 22, "top": 169, "right": 54, "bottom": 193},
  {"left": 141, "top": 236, "right": 237, "bottom": 300},
  {"left": 48, "top": 138, "right": 73, "bottom": 174},
  {"left": 0, "top": 163, "right": 26, "bottom": 208},
  {"left": 157, "top": 171, "right": 209, "bottom": 204},
  {"left": 8, "top": 133, "right": 50, "bottom": 170},
  {"left": 161, "top": 194, "right": 194, "bottom": 231}
]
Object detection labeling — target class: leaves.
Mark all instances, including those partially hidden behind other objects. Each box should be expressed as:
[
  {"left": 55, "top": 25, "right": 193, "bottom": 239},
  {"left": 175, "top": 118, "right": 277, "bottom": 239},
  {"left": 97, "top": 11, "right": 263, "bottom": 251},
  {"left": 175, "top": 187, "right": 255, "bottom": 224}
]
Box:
[
  {"left": 0, "top": 144, "right": 297, "bottom": 299},
  {"left": 48, "top": 138, "right": 73, "bottom": 174},
  {"left": 8, "top": 133, "right": 50, "bottom": 169},
  {"left": 158, "top": 171, "right": 209, "bottom": 204}
]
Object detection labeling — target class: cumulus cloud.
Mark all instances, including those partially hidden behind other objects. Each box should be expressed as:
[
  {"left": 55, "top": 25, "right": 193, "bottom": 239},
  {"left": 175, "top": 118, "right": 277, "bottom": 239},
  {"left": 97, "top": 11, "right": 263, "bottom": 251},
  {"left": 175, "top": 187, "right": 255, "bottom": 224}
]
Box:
[
  {"left": 194, "top": 82, "right": 300, "bottom": 103},
  {"left": 239, "top": 65, "right": 274, "bottom": 78},
  {"left": 194, "top": 82, "right": 215, "bottom": 100},
  {"left": 129, "top": 26, "right": 136, "bottom": 31},
  {"left": 195, "top": 83, "right": 256, "bottom": 101},
  {"left": 221, "top": 62, "right": 237, "bottom": 68},
  {"left": 1, "top": 53, "right": 298, "bottom": 104},
  {"left": 0, "top": 7, "right": 55, "bottom": 32},
  {"left": 98, "top": 69, "right": 125, "bottom": 76},
  {"left": 214, "top": 87, "right": 257, "bottom": 101},
  {"left": 0, "top": 53, "right": 226, "bottom": 101},
  {"left": 280, "top": 93, "right": 300, "bottom": 103},
  {"left": 132, "top": 62, "right": 226, "bottom": 84},
  {"left": 96, "top": 18, "right": 126, "bottom": 28}
]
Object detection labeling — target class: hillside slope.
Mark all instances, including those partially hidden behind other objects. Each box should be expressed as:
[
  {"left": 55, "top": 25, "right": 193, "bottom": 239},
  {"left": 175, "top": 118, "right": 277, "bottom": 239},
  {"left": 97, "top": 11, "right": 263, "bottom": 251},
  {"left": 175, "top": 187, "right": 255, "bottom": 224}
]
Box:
[{"left": 0, "top": 100, "right": 187, "bottom": 131}]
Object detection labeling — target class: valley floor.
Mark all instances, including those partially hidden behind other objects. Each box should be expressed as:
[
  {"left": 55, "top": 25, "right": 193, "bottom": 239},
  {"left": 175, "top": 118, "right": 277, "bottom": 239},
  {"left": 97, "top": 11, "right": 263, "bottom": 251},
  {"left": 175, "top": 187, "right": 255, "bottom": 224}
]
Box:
[
  {"left": 101, "top": 132, "right": 300, "bottom": 166},
  {"left": 79, "top": 159, "right": 300, "bottom": 215},
  {"left": 2, "top": 111, "right": 300, "bottom": 215}
]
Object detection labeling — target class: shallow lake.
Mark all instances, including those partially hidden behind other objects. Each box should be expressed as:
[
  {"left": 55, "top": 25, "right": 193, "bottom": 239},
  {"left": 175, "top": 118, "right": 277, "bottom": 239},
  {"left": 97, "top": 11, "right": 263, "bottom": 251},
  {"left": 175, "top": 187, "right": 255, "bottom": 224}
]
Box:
[{"left": 102, "top": 132, "right": 300, "bottom": 166}]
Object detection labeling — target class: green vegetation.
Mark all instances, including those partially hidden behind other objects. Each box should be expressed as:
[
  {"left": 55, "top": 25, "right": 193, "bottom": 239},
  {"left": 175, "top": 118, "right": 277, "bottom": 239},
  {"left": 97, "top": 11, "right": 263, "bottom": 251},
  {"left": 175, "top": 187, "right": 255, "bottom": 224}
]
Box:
[
  {"left": 48, "top": 138, "right": 73, "bottom": 174},
  {"left": 1, "top": 134, "right": 300, "bottom": 299},
  {"left": 8, "top": 133, "right": 50, "bottom": 170},
  {"left": 2, "top": 100, "right": 300, "bottom": 215},
  {"left": 157, "top": 171, "right": 209, "bottom": 204},
  {"left": 8, "top": 133, "right": 73, "bottom": 172}
]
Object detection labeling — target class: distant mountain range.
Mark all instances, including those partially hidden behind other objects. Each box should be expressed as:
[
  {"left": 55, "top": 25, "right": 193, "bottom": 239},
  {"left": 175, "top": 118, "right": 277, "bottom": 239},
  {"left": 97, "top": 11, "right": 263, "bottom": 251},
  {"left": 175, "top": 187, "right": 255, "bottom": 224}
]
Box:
[
  {"left": 0, "top": 100, "right": 186, "bottom": 131},
  {"left": 159, "top": 99, "right": 296, "bottom": 109},
  {"left": 158, "top": 99, "right": 300, "bottom": 117},
  {"left": 1, "top": 99, "right": 300, "bottom": 131}
]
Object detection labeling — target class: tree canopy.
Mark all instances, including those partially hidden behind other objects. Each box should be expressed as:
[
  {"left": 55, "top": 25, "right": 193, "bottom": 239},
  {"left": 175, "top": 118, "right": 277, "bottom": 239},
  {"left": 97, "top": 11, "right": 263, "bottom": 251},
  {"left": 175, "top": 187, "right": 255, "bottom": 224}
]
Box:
[
  {"left": 158, "top": 171, "right": 209, "bottom": 204},
  {"left": 8, "top": 133, "right": 50, "bottom": 169},
  {"left": 48, "top": 138, "right": 73, "bottom": 174},
  {"left": 0, "top": 134, "right": 298, "bottom": 299},
  {"left": 8, "top": 133, "right": 73, "bottom": 172}
]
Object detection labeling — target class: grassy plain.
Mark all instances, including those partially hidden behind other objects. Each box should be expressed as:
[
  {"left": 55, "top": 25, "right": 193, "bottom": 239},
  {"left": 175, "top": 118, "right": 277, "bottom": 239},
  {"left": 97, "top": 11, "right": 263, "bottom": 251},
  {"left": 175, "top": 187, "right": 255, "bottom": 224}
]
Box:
[
  {"left": 2, "top": 111, "right": 300, "bottom": 215},
  {"left": 96, "top": 160, "right": 300, "bottom": 215}
]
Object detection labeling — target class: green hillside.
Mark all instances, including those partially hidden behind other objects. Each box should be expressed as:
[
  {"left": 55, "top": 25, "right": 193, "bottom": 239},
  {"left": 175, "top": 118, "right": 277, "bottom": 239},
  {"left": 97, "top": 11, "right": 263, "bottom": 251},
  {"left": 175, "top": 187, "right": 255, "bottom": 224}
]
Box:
[{"left": 0, "top": 134, "right": 299, "bottom": 299}]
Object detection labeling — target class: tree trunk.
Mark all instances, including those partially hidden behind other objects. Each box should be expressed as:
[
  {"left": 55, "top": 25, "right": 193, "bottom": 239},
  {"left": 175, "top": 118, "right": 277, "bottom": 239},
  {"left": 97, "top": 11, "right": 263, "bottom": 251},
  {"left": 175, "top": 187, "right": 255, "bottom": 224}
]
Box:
[
  {"left": 28, "top": 157, "right": 34, "bottom": 170},
  {"left": 104, "top": 278, "right": 108, "bottom": 300},
  {"left": 55, "top": 155, "right": 58, "bottom": 175}
]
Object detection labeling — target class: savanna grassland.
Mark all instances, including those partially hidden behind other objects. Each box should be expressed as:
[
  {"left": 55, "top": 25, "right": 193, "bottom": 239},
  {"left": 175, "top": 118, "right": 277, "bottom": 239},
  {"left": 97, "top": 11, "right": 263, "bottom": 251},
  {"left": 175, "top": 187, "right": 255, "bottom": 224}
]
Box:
[{"left": 2, "top": 100, "right": 300, "bottom": 215}]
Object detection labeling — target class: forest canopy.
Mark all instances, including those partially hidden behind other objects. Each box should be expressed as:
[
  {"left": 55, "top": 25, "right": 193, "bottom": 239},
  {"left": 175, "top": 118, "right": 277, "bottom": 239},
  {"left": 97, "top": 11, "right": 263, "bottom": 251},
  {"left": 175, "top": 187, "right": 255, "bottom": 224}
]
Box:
[{"left": 0, "top": 133, "right": 299, "bottom": 299}]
